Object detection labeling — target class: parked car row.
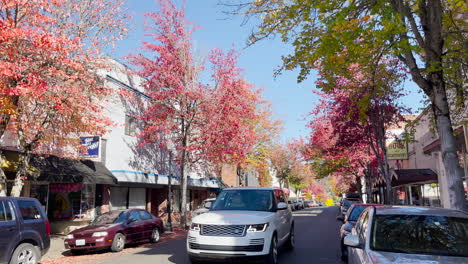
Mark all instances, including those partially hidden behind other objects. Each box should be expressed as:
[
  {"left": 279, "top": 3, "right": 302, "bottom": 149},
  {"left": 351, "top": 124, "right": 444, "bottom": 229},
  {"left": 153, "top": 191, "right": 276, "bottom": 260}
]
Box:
[
  {"left": 288, "top": 199, "right": 306, "bottom": 211},
  {"left": 337, "top": 200, "right": 468, "bottom": 263}
]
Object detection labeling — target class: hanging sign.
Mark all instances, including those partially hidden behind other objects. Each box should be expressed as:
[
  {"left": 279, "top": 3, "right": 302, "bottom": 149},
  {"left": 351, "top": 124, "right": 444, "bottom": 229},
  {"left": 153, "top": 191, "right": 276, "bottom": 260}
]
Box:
[
  {"left": 386, "top": 139, "right": 408, "bottom": 160},
  {"left": 79, "top": 136, "right": 100, "bottom": 158}
]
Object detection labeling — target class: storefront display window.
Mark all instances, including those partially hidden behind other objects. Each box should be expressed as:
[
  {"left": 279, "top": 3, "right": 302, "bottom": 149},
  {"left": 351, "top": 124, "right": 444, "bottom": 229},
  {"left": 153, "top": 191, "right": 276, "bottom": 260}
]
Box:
[{"left": 47, "top": 183, "right": 96, "bottom": 221}]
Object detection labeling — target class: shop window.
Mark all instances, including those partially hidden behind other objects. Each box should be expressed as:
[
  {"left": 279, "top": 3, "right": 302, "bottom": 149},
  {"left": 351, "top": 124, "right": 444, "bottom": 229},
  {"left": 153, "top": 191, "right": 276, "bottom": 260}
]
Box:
[
  {"left": 18, "top": 200, "right": 41, "bottom": 220},
  {"left": 125, "top": 115, "right": 137, "bottom": 136}
]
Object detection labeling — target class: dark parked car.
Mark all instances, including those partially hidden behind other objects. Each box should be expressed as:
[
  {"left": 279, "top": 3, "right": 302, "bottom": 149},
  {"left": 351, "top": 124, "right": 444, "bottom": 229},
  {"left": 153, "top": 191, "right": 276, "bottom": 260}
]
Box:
[
  {"left": 64, "top": 209, "right": 164, "bottom": 254},
  {"left": 0, "top": 197, "right": 50, "bottom": 264},
  {"left": 340, "top": 198, "right": 361, "bottom": 216},
  {"left": 337, "top": 203, "right": 379, "bottom": 260},
  {"left": 288, "top": 200, "right": 296, "bottom": 211}
]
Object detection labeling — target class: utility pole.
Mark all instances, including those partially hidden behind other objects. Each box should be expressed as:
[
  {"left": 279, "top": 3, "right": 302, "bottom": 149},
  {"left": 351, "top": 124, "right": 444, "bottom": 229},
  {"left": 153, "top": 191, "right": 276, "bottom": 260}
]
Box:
[{"left": 167, "top": 151, "right": 173, "bottom": 232}]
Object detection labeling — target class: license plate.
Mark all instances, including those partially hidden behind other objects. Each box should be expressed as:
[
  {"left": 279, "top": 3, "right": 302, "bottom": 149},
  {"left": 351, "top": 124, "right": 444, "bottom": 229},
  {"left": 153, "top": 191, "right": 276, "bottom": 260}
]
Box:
[{"left": 75, "top": 239, "right": 85, "bottom": 246}]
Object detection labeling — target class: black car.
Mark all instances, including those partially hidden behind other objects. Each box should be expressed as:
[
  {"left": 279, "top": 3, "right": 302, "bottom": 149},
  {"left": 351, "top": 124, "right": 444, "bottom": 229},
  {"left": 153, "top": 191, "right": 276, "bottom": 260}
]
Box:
[
  {"left": 340, "top": 198, "right": 361, "bottom": 216},
  {"left": 0, "top": 197, "right": 50, "bottom": 264}
]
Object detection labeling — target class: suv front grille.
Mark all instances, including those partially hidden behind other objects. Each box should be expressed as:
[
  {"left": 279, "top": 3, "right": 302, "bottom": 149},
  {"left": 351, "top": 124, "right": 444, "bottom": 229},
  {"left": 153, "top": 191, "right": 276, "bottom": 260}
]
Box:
[
  {"left": 200, "top": 224, "right": 247, "bottom": 237},
  {"left": 189, "top": 243, "right": 263, "bottom": 252}
]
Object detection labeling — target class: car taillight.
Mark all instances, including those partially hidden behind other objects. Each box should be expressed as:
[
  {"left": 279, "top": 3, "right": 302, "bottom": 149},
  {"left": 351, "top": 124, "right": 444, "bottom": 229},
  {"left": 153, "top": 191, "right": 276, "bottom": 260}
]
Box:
[{"left": 46, "top": 220, "right": 51, "bottom": 236}]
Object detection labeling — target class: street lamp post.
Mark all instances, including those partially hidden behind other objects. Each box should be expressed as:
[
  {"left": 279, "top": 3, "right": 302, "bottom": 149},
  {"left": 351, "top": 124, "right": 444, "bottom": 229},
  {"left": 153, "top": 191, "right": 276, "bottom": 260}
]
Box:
[{"left": 167, "top": 151, "right": 173, "bottom": 232}]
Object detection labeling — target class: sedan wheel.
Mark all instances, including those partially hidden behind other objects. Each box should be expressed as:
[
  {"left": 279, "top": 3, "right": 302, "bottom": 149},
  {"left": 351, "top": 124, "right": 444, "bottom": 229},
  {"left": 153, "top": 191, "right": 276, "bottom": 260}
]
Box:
[
  {"left": 111, "top": 233, "right": 126, "bottom": 252},
  {"left": 151, "top": 228, "right": 160, "bottom": 243}
]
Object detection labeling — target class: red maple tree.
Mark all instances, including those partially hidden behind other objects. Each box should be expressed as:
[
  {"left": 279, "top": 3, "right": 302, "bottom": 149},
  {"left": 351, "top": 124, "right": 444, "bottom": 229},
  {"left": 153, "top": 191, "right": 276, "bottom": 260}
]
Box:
[{"left": 129, "top": 0, "right": 259, "bottom": 228}]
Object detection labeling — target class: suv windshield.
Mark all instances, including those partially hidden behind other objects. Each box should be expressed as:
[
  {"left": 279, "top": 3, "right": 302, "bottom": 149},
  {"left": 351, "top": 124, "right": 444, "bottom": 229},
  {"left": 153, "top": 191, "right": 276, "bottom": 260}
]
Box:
[
  {"left": 91, "top": 211, "right": 127, "bottom": 225},
  {"left": 211, "top": 190, "right": 274, "bottom": 212},
  {"left": 371, "top": 215, "right": 468, "bottom": 257}
]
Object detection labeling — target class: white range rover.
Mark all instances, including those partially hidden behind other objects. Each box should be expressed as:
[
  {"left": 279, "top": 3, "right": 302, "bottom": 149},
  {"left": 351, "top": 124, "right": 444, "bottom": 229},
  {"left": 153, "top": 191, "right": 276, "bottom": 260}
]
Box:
[{"left": 187, "top": 187, "right": 294, "bottom": 264}]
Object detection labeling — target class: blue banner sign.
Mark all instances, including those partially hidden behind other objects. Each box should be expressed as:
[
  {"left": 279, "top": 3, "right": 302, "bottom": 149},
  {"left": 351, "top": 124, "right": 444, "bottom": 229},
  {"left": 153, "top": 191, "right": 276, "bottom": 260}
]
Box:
[{"left": 80, "top": 136, "right": 100, "bottom": 158}]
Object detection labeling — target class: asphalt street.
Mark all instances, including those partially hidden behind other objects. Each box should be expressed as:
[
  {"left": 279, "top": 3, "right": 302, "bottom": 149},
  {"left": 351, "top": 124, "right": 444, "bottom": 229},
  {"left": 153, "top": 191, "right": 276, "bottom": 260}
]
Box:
[{"left": 99, "top": 206, "right": 343, "bottom": 264}]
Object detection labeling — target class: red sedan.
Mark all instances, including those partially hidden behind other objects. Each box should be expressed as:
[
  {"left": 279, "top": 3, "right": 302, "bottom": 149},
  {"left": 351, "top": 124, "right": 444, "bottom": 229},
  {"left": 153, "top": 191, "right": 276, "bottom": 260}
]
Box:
[{"left": 64, "top": 209, "right": 164, "bottom": 254}]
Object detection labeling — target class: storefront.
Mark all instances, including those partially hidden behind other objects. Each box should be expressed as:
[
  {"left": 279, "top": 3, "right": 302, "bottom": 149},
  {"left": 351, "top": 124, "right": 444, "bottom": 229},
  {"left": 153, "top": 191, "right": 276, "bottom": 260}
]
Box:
[{"left": 1, "top": 150, "right": 117, "bottom": 234}]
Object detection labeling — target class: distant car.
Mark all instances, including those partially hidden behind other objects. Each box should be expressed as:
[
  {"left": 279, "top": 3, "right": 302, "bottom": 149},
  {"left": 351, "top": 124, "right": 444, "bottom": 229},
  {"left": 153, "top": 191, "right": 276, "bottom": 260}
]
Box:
[
  {"left": 344, "top": 206, "right": 468, "bottom": 263},
  {"left": 0, "top": 197, "right": 50, "bottom": 264},
  {"left": 64, "top": 209, "right": 164, "bottom": 254},
  {"left": 338, "top": 203, "right": 379, "bottom": 261},
  {"left": 288, "top": 200, "right": 296, "bottom": 211},
  {"left": 340, "top": 198, "right": 361, "bottom": 216},
  {"left": 297, "top": 199, "right": 305, "bottom": 210},
  {"left": 292, "top": 200, "right": 301, "bottom": 210},
  {"left": 192, "top": 198, "right": 216, "bottom": 217}
]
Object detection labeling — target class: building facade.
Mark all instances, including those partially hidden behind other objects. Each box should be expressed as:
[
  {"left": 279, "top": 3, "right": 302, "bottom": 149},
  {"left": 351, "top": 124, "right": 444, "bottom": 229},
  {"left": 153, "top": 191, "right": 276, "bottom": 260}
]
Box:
[{"left": 0, "top": 58, "right": 224, "bottom": 233}]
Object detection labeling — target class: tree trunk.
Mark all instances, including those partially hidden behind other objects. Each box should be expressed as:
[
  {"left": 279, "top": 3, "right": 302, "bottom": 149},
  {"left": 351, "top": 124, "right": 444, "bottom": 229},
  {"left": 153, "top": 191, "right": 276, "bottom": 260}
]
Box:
[
  {"left": 10, "top": 151, "right": 31, "bottom": 197},
  {"left": 179, "top": 148, "right": 188, "bottom": 229},
  {"left": 432, "top": 74, "right": 466, "bottom": 211},
  {"left": 0, "top": 164, "right": 7, "bottom": 197}
]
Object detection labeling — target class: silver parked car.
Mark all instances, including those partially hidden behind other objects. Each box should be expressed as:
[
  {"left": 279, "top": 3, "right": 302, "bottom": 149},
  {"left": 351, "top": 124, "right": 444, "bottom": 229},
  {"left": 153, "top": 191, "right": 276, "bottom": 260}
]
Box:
[
  {"left": 344, "top": 206, "right": 468, "bottom": 263},
  {"left": 192, "top": 198, "right": 216, "bottom": 217}
]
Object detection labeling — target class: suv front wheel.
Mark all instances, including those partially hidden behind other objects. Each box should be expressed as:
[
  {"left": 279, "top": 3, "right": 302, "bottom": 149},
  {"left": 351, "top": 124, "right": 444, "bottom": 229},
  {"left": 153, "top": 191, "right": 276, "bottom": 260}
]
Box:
[
  {"left": 285, "top": 225, "right": 295, "bottom": 250},
  {"left": 265, "top": 235, "right": 278, "bottom": 264}
]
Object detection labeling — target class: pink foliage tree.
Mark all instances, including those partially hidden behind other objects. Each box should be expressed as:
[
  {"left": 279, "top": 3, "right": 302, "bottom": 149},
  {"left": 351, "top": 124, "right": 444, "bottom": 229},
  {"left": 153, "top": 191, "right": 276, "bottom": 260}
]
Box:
[
  {"left": 307, "top": 59, "right": 407, "bottom": 203},
  {"left": 129, "top": 0, "right": 258, "bottom": 228}
]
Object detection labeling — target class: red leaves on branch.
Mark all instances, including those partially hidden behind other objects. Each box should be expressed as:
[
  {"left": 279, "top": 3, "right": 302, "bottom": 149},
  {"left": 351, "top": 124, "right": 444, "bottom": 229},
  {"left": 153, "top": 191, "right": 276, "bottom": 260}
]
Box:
[{"left": 128, "top": 0, "right": 259, "bottom": 170}]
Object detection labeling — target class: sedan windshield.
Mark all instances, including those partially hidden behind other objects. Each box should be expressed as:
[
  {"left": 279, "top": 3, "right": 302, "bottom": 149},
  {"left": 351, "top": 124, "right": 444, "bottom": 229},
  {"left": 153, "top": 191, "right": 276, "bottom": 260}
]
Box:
[
  {"left": 91, "top": 211, "right": 127, "bottom": 225},
  {"left": 211, "top": 190, "right": 274, "bottom": 212},
  {"left": 371, "top": 215, "right": 468, "bottom": 257}
]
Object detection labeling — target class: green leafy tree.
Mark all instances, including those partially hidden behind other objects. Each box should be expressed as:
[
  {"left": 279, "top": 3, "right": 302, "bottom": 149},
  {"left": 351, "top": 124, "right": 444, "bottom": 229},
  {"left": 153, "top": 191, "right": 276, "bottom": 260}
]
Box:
[{"left": 228, "top": 0, "right": 467, "bottom": 211}]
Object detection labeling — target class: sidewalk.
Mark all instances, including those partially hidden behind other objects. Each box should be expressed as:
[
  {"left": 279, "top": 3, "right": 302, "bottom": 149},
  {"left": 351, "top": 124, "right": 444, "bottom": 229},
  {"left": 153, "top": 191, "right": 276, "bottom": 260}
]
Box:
[{"left": 40, "top": 230, "right": 188, "bottom": 264}]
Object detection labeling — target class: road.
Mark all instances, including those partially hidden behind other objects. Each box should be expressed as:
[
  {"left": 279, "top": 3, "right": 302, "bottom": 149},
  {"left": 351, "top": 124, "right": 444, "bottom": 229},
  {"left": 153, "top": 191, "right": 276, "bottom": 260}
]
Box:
[{"left": 99, "top": 206, "right": 343, "bottom": 264}]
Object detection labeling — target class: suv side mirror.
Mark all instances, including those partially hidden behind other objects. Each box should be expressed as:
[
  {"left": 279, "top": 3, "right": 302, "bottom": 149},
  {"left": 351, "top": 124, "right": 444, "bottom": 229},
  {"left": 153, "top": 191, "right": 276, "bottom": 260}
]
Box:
[
  {"left": 204, "top": 201, "right": 212, "bottom": 209},
  {"left": 343, "top": 234, "right": 362, "bottom": 248},
  {"left": 277, "top": 202, "right": 288, "bottom": 210}
]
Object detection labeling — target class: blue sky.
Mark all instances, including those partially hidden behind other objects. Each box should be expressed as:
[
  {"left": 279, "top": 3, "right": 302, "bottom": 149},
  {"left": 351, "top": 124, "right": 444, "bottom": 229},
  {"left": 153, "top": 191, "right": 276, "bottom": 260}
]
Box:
[{"left": 113, "top": 0, "right": 424, "bottom": 141}]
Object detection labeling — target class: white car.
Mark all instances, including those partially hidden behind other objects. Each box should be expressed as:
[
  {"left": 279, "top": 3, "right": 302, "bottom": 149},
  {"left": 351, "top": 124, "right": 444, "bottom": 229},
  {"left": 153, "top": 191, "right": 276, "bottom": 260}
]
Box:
[
  {"left": 187, "top": 187, "right": 294, "bottom": 264},
  {"left": 192, "top": 198, "right": 216, "bottom": 217},
  {"left": 344, "top": 206, "right": 468, "bottom": 263}
]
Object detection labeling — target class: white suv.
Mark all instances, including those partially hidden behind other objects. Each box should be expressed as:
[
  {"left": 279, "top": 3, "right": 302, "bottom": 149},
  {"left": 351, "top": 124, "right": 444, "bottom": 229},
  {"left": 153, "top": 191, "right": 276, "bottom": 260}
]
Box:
[{"left": 187, "top": 187, "right": 294, "bottom": 264}]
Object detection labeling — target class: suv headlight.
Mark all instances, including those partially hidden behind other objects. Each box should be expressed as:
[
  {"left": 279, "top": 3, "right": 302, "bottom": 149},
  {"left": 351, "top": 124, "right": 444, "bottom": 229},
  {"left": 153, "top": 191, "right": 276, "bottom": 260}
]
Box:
[
  {"left": 247, "top": 223, "right": 268, "bottom": 233},
  {"left": 66, "top": 234, "right": 74, "bottom": 239},
  {"left": 190, "top": 223, "right": 200, "bottom": 232},
  {"left": 92, "top": 232, "right": 108, "bottom": 237}
]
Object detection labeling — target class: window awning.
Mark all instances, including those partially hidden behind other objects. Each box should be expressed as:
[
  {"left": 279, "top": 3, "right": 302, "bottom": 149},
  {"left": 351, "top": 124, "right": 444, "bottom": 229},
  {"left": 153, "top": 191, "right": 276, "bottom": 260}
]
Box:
[
  {"left": 2, "top": 150, "right": 117, "bottom": 185},
  {"left": 33, "top": 155, "right": 117, "bottom": 185},
  {"left": 391, "top": 169, "right": 438, "bottom": 187}
]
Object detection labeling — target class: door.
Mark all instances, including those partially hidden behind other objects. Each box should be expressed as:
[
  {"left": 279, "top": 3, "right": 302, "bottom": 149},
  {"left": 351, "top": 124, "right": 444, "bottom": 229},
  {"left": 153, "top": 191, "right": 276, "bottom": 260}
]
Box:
[
  {"left": 350, "top": 211, "right": 370, "bottom": 264},
  {"left": 0, "top": 200, "right": 19, "bottom": 263},
  {"left": 274, "top": 190, "right": 290, "bottom": 242},
  {"left": 125, "top": 211, "right": 143, "bottom": 242},
  {"left": 138, "top": 210, "right": 155, "bottom": 240}
]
